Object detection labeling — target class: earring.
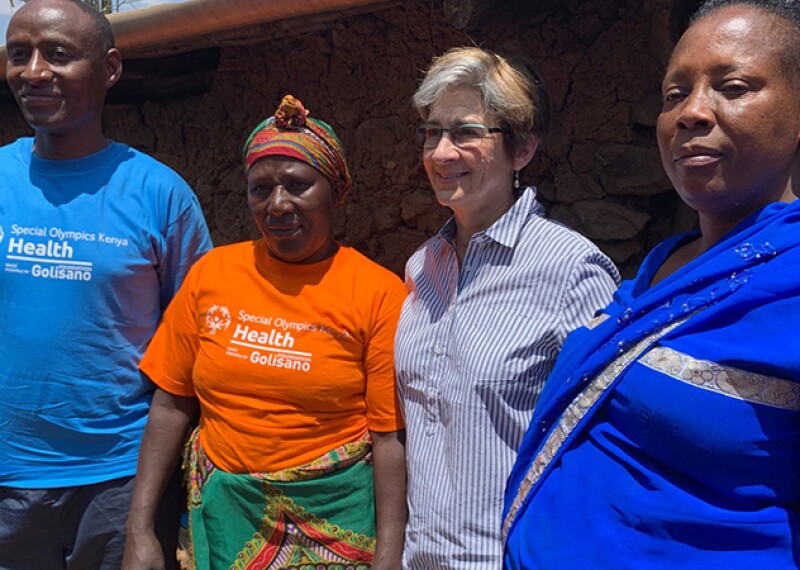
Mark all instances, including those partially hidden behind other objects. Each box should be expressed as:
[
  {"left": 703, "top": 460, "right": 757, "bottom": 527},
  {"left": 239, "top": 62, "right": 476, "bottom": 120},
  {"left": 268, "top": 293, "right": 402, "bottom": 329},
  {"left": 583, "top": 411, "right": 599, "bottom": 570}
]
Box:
[{"left": 514, "top": 170, "right": 520, "bottom": 190}]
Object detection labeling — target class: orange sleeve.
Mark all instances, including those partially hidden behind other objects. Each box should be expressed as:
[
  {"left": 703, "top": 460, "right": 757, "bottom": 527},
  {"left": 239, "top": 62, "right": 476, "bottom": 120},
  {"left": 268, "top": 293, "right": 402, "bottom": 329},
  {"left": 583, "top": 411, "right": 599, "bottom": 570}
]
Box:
[
  {"left": 139, "top": 261, "right": 202, "bottom": 397},
  {"left": 364, "top": 275, "right": 407, "bottom": 433}
]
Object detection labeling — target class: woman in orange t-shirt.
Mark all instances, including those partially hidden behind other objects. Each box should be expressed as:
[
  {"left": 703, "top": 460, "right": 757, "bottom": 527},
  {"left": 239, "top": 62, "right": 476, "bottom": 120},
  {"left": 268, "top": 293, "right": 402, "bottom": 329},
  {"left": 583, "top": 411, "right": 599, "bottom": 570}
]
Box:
[{"left": 122, "top": 95, "right": 407, "bottom": 570}]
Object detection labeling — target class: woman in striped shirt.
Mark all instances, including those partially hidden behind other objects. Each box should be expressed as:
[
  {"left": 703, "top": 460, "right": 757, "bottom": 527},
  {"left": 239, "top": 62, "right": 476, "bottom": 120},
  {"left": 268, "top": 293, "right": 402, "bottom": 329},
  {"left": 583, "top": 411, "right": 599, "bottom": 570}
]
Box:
[{"left": 394, "top": 47, "right": 620, "bottom": 569}]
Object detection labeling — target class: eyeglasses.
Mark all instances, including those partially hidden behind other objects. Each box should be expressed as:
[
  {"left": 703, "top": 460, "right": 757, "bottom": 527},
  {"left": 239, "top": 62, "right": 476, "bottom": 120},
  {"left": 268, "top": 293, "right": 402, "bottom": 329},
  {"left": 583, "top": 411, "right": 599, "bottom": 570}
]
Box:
[{"left": 415, "top": 123, "right": 509, "bottom": 149}]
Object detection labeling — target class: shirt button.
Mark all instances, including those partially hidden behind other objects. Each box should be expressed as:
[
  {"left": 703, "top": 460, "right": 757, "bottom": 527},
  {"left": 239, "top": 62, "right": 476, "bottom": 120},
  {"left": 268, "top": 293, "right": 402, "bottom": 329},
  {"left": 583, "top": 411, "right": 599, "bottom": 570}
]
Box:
[
  {"left": 464, "top": 264, "right": 472, "bottom": 272},
  {"left": 433, "top": 345, "right": 444, "bottom": 356}
]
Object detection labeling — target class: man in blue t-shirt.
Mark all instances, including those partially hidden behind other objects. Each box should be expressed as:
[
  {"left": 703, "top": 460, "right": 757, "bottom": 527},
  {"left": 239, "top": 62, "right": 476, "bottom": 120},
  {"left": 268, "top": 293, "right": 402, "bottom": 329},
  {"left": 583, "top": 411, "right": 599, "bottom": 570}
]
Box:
[{"left": 0, "top": 0, "right": 212, "bottom": 568}]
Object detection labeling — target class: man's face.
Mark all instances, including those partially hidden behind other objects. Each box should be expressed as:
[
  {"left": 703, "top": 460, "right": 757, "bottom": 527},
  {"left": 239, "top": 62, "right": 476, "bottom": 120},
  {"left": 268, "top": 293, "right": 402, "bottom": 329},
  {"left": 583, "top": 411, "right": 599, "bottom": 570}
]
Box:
[{"left": 5, "top": 0, "right": 120, "bottom": 137}]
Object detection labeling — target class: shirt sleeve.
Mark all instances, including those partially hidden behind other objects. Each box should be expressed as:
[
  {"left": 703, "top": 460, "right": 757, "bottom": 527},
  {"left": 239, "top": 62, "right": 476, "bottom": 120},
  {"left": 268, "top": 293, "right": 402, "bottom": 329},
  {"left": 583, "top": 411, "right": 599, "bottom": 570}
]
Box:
[
  {"left": 140, "top": 261, "right": 204, "bottom": 397},
  {"left": 158, "top": 188, "right": 212, "bottom": 312},
  {"left": 560, "top": 251, "right": 620, "bottom": 338},
  {"left": 364, "top": 275, "right": 408, "bottom": 433}
]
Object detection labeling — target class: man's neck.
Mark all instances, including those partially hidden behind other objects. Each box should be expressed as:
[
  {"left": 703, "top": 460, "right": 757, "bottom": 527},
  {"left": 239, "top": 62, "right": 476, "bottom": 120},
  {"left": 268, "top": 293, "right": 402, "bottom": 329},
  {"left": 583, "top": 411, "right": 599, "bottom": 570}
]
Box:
[{"left": 33, "top": 131, "right": 109, "bottom": 161}]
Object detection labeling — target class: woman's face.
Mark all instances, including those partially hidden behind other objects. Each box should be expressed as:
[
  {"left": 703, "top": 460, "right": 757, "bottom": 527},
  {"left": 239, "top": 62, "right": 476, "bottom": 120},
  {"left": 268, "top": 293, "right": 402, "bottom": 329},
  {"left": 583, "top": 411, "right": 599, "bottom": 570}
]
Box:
[
  {"left": 422, "top": 87, "right": 528, "bottom": 230},
  {"left": 247, "top": 157, "right": 337, "bottom": 264},
  {"left": 657, "top": 5, "right": 800, "bottom": 230}
]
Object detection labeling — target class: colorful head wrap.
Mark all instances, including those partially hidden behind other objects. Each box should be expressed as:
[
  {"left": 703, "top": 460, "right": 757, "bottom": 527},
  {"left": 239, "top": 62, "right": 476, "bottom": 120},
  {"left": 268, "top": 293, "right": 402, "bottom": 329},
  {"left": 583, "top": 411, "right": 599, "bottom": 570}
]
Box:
[{"left": 242, "top": 95, "right": 352, "bottom": 206}]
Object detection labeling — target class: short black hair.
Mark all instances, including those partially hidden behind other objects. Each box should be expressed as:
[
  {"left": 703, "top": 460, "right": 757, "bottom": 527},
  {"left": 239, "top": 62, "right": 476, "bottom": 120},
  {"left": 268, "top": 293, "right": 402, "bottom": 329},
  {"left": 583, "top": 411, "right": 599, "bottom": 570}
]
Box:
[
  {"left": 22, "top": 0, "right": 115, "bottom": 51},
  {"left": 692, "top": 0, "right": 800, "bottom": 24},
  {"left": 690, "top": 0, "right": 800, "bottom": 82}
]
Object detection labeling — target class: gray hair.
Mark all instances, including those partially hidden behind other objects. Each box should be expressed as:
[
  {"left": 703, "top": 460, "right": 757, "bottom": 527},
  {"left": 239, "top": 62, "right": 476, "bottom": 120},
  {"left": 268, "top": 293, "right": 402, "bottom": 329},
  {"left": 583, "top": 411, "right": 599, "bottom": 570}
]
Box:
[{"left": 412, "top": 47, "right": 550, "bottom": 155}]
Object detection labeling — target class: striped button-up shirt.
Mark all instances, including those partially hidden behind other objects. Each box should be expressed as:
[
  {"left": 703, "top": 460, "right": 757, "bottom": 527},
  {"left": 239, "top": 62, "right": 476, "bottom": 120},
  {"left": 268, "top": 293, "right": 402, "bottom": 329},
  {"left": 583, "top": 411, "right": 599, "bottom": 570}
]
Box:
[{"left": 395, "top": 188, "right": 619, "bottom": 569}]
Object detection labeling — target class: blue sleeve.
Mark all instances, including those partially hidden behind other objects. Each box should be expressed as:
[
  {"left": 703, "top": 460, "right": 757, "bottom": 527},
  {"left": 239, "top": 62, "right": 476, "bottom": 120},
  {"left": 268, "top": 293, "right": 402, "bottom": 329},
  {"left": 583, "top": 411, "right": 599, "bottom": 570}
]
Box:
[{"left": 158, "top": 190, "right": 212, "bottom": 311}]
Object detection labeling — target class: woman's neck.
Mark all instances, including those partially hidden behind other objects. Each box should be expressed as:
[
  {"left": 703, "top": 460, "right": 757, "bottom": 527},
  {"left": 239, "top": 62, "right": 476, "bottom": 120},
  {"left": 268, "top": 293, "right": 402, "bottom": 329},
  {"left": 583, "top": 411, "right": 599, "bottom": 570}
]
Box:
[
  {"left": 451, "top": 192, "right": 518, "bottom": 264},
  {"left": 453, "top": 228, "right": 471, "bottom": 264}
]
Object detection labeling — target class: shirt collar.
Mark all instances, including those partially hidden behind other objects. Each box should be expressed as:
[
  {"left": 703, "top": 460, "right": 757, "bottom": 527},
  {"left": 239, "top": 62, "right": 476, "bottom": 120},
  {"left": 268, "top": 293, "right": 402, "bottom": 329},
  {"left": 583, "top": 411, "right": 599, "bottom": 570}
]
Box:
[{"left": 437, "top": 186, "right": 545, "bottom": 249}]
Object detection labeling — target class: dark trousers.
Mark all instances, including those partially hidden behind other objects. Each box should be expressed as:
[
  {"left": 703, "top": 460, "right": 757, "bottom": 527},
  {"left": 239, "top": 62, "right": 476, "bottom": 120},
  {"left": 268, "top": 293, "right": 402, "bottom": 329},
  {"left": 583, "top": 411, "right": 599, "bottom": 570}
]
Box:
[{"left": 0, "top": 468, "right": 183, "bottom": 570}]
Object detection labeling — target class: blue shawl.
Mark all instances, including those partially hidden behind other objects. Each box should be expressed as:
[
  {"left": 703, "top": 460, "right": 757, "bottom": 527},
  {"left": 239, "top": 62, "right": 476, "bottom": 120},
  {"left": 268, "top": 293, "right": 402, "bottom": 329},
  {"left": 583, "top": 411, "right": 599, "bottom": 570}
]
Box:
[{"left": 503, "top": 199, "right": 800, "bottom": 562}]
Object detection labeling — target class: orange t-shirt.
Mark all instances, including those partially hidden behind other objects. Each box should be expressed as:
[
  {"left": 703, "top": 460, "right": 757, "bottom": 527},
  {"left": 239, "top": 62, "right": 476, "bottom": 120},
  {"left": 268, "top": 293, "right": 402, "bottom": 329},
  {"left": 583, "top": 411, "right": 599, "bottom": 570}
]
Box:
[{"left": 140, "top": 240, "right": 407, "bottom": 473}]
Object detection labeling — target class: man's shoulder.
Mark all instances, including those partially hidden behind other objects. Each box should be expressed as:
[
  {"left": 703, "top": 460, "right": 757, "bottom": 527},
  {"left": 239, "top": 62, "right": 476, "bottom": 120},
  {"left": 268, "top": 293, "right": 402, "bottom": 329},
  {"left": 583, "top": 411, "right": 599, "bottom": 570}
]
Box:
[
  {"left": 0, "top": 138, "right": 29, "bottom": 150},
  {"left": 109, "top": 142, "right": 185, "bottom": 179},
  {"left": 0, "top": 137, "right": 31, "bottom": 162},
  {"left": 106, "top": 142, "right": 197, "bottom": 203}
]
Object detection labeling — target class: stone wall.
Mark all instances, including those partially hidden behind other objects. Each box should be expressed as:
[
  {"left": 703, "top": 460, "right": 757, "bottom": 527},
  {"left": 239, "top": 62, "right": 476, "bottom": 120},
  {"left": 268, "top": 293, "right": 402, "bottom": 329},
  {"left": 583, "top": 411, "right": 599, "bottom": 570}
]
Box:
[{"left": 0, "top": 0, "right": 694, "bottom": 277}]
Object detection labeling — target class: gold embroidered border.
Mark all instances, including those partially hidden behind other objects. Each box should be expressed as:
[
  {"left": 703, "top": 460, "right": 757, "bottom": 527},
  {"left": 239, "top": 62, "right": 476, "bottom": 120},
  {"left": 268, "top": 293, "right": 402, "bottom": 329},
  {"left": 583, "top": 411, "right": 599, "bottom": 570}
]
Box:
[
  {"left": 640, "top": 347, "right": 800, "bottom": 411},
  {"left": 501, "top": 317, "right": 688, "bottom": 541},
  {"left": 584, "top": 313, "right": 610, "bottom": 330}
]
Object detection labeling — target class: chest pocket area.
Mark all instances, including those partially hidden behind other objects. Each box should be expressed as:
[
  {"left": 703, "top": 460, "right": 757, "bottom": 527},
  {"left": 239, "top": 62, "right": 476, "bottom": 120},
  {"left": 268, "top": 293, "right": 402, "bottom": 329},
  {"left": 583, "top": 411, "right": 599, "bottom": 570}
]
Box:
[{"left": 453, "top": 304, "right": 557, "bottom": 384}]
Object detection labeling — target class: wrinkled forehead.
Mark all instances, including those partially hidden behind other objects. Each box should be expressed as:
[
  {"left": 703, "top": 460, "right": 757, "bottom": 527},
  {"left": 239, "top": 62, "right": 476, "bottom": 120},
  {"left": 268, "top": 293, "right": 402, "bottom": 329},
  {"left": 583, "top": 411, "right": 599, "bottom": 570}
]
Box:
[{"left": 426, "top": 87, "right": 488, "bottom": 124}]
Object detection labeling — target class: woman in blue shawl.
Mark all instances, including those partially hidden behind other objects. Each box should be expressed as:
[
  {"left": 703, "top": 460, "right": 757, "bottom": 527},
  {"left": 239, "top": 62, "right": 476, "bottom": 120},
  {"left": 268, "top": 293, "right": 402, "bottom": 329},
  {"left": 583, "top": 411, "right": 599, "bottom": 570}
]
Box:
[{"left": 503, "top": 1, "right": 800, "bottom": 567}]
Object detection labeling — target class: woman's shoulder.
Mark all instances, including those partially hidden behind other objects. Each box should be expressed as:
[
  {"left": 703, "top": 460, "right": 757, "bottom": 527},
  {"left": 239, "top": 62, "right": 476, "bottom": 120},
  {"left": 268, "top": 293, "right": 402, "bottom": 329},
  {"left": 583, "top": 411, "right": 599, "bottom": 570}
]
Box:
[
  {"left": 328, "top": 248, "right": 407, "bottom": 317},
  {"left": 510, "top": 188, "right": 604, "bottom": 256},
  {"left": 187, "top": 240, "right": 255, "bottom": 274},
  {"left": 403, "top": 230, "right": 451, "bottom": 272},
  {"left": 514, "top": 215, "right": 620, "bottom": 284},
  {"left": 522, "top": 214, "right": 604, "bottom": 254},
  {"left": 336, "top": 246, "right": 405, "bottom": 292}
]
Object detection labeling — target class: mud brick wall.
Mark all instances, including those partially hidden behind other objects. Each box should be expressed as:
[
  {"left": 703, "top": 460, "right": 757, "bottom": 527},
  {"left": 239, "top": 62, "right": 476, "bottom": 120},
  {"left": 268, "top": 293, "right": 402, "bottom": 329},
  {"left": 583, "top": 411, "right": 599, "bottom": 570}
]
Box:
[{"left": 0, "top": 0, "right": 694, "bottom": 277}]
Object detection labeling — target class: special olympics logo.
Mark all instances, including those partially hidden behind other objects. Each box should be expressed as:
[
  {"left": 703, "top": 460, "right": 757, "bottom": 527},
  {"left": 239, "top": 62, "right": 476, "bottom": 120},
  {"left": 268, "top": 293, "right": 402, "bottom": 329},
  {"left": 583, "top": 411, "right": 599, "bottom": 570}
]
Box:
[{"left": 205, "top": 304, "right": 231, "bottom": 335}]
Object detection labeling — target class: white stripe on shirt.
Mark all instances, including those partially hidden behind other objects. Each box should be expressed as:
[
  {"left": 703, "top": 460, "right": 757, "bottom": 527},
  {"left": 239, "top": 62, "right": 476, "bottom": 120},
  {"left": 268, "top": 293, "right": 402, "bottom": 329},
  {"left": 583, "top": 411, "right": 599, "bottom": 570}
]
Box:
[{"left": 395, "top": 187, "right": 619, "bottom": 569}]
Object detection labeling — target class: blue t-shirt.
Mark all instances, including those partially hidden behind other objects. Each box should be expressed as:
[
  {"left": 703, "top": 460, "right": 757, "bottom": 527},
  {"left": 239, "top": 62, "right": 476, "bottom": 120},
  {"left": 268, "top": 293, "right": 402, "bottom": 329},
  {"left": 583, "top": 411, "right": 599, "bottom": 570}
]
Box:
[{"left": 0, "top": 138, "right": 212, "bottom": 488}]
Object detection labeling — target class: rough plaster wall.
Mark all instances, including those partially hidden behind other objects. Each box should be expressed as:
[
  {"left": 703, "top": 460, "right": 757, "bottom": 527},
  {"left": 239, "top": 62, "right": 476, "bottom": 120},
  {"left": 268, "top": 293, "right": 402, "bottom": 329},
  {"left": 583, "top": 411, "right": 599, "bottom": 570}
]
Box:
[
  {"left": 475, "top": 0, "right": 698, "bottom": 276},
  {"left": 0, "top": 0, "right": 695, "bottom": 278},
  {"left": 103, "top": 0, "right": 470, "bottom": 276}
]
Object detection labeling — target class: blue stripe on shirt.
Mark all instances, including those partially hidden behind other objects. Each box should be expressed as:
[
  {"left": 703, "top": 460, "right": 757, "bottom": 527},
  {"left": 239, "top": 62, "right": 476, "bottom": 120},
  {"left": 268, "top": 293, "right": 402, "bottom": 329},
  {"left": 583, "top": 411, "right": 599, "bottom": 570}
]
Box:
[{"left": 395, "top": 187, "right": 619, "bottom": 569}]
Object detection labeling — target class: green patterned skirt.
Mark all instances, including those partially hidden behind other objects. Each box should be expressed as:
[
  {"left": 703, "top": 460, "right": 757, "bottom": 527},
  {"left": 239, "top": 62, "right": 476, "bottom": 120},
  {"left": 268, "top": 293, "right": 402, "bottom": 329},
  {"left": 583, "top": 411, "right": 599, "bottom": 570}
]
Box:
[{"left": 184, "top": 430, "right": 376, "bottom": 570}]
